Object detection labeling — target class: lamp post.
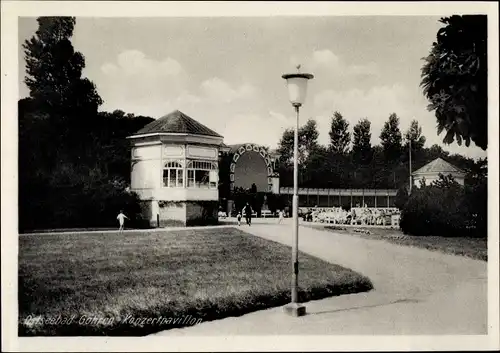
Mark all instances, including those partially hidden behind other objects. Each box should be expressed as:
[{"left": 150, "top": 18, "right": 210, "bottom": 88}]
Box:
[
  {"left": 282, "top": 65, "right": 314, "bottom": 317},
  {"left": 409, "top": 138, "right": 412, "bottom": 194}
]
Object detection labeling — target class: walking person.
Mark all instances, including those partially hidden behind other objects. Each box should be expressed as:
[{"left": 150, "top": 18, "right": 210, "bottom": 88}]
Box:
[
  {"left": 237, "top": 211, "right": 242, "bottom": 226},
  {"left": 244, "top": 202, "right": 253, "bottom": 226},
  {"left": 117, "top": 210, "right": 129, "bottom": 232},
  {"left": 278, "top": 209, "right": 284, "bottom": 224}
]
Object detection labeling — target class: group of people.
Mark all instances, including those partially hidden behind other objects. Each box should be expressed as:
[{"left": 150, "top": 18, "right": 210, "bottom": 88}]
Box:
[
  {"left": 236, "top": 203, "right": 285, "bottom": 226},
  {"left": 117, "top": 205, "right": 288, "bottom": 231},
  {"left": 305, "top": 206, "right": 401, "bottom": 226}
]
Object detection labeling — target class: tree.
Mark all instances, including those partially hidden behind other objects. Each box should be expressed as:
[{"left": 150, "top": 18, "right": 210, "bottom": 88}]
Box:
[
  {"left": 380, "top": 113, "right": 403, "bottom": 163},
  {"left": 277, "top": 119, "right": 320, "bottom": 167},
  {"left": 18, "top": 17, "right": 156, "bottom": 231},
  {"left": 466, "top": 157, "right": 487, "bottom": 185},
  {"left": 328, "top": 111, "right": 351, "bottom": 155},
  {"left": 368, "top": 145, "right": 391, "bottom": 188},
  {"left": 277, "top": 128, "right": 295, "bottom": 166},
  {"left": 299, "top": 119, "right": 320, "bottom": 164},
  {"left": 431, "top": 173, "right": 461, "bottom": 189},
  {"left": 404, "top": 119, "right": 426, "bottom": 153},
  {"left": 426, "top": 144, "right": 450, "bottom": 161},
  {"left": 352, "top": 118, "right": 373, "bottom": 165},
  {"left": 23, "top": 17, "right": 102, "bottom": 113},
  {"left": 23, "top": 17, "right": 102, "bottom": 154},
  {"left": 303, "top": 145, "right": 329, "bottom": 187},
  {"left": 395, "top": 185, "right": 409, "bottom": 209},
  {"left": 421, "top": 15, "right": 487, "bottom": 150}
]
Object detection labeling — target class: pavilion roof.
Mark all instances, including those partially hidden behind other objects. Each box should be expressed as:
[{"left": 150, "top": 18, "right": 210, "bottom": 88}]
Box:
[
  {"left": 134, "top": 110, "right": 223, "bottom": 138},
  {"left": 412, "top": 157, "right": 465, "bottom": 176}
]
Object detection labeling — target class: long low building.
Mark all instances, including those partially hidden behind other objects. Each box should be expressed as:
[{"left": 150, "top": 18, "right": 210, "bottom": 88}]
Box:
[{"left": 279, "top": 187, "right": 398, "bottom": 208}]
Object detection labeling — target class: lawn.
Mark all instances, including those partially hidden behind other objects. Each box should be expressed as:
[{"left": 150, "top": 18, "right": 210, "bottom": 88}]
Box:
[
  {"left": 317, "top": 225, "right": 487, "bottom": 261},
  {"left": 19, "top": 227, "right": 373, "bottom": 336}
]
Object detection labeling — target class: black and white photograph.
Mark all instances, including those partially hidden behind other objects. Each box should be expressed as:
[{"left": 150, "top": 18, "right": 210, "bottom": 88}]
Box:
[{"left": 1, "top": 1, "right": 499, "bottom": 351}]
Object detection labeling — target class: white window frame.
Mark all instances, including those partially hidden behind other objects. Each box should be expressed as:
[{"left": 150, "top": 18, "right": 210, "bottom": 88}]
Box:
[
  {"left": 163, "top": 160, "right": 184, "bottom": 188},
  {"left": 186, "top": 160, "right": 218, "bottom": 189}
]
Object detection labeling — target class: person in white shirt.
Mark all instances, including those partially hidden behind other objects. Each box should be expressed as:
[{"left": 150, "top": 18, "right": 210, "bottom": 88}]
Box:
[
  {"left": 117, "top": 210, "right": 129, "bottom": 232},
  {"left": 278, "top": 210, "right": 284, "bottom": 224}
]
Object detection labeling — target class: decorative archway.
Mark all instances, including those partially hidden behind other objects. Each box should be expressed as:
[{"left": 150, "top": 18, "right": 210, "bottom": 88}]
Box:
[{"left": 229, "top": 143, "right": 274, "bottom": 192}]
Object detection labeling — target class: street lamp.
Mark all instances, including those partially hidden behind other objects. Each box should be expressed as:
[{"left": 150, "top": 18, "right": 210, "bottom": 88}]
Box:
[
  {"left": 409, "top": 138, "right": 413, "bottom": 194},
  {"left": 282, "top": 64, "right": 314, "bottom": 317}
]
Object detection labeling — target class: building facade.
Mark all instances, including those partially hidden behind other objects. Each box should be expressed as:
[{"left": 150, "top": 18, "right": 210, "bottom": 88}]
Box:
[{"left": 127, "top": 110, "right": 229, "bottom": 227}]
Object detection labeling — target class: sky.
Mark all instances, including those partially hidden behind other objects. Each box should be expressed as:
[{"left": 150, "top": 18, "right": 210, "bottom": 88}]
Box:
[{"left": 18, "top": 16, "right": 488, "bottom": 159}]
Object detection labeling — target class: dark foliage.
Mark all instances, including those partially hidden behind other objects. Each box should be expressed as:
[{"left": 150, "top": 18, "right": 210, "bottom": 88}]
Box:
[
  {"left": 421, "top": 15, "right": 487, "bottom": 150},
  {"left": 19, "top": 17, "right": 154, "bottom": 231},
  {"left": 394, "top": 186, "right": 409, "bottom": 210},
  {"left": 352, "top": 118, "right": 373, "bottom": 165},
  {"left": 276, "top": 115, "right": 486, "bottom": 192},
  {"left": 380, "top": 113, "right": 403, "bottom": 164},
  {"left": 400, "top": 174, "right": 486, "bottom": 238},
  {"left": 328, "top": 111, "right": 351, "bottom": 155},
  {"left": 19, "top": 103, "right": 154, "bottom": 231}
]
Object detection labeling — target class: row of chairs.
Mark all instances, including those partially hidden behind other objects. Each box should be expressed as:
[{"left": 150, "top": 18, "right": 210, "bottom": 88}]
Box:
[{"left": 310, "top": 207, "right": 401, "bottom": 227}]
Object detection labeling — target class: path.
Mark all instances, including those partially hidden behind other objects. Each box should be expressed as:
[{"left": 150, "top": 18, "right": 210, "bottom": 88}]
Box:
[{"left": 154, "top": 221, "right": 488, "bottom": 335}]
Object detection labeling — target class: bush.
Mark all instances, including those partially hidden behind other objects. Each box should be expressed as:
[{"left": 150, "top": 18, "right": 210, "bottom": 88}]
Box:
[
  {"left": 19, "top": 175, "right": 144, "bottom": 231},
  {"left": 394, "top": 186, "right": 409, "bottom": 210},
  {"left": 462, "top": 179, "right": 487, "bottom": 238},
  {"left": 400, "top": 175, "right": 486, "bottom": 238},
  {"left": 79, "top": 179, "right": 143, "bottom": 228}
]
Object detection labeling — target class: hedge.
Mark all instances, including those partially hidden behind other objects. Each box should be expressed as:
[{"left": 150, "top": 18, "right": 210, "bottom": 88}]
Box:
[
  {"left": 400, "top": 176, "right": 487, "bottom": 238},
  {"left": 19, "top": 178, "right": 145, "bottom": 232}
]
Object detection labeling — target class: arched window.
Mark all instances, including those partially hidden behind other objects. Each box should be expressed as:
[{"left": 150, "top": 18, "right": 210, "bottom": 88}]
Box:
[
  {"left": 186, "top": 160, "right": 218, "bottom": 189},
  {"left": 163, "top": 160, "right": 184, "bottom": 188}
]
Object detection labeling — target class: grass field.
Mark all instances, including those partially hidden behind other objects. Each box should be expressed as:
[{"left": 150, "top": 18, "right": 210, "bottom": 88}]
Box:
[
  {"left": 317, "top": 225, "right": 487, "bottom": 261},
  {"left": 19, "top": 227, "right": 373, "bottom": 336}
]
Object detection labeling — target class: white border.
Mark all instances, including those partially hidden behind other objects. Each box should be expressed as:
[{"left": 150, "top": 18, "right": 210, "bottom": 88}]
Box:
[{"left": 2, "top": 1, "right": 499, "bottom": 352}]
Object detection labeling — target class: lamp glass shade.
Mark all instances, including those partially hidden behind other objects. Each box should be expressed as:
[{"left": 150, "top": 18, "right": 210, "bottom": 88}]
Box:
[{"left": 282, "top": 73, "right": 314, "bottom": 106}]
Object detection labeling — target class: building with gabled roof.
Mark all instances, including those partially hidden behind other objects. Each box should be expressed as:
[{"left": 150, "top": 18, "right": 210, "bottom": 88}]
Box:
[
  {"left": 127, "top": 110, "right": 229, "bottom": 227},
  {"left": 412, "top": 157, "right": 466, "bottom": 187}
]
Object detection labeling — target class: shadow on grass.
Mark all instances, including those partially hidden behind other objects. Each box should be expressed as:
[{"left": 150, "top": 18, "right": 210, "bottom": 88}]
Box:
[{"left": 19, "top": 281, "right": 373, "bottom": 336}]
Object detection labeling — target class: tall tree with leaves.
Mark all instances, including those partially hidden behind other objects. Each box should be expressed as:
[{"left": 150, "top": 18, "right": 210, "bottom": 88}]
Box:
[
  {"left": 421, "top": 15, "right": 487, "bottom": 150},
  {"left": 277, "top": 119, "right": 320, "bottom": 187},
  {"left": 380, "top": 113, "right": 403, "bottom": 163},
  {"left": 277, "top": 118, "right": 320, "bottom": 167},
  {"left": 328, "top": 111, "right": 351, "bottom": 155},
  {"left": 404, "top": 119, "right": 427, "bottom": 152},
  {"left": 19, "top": 17, "right": 149, "bottom": 231},
  {"left": 23, "top": 17, "right": 102, "bottom": 155},
  {"left": 299, "top": 119, "right": 320, "bottom": 164},
  {"left": 277, "top": 128, "right": 295, "bottom": 167},
  {"left": 352, "top": 118, "right": 373, "bottom": 165}
]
